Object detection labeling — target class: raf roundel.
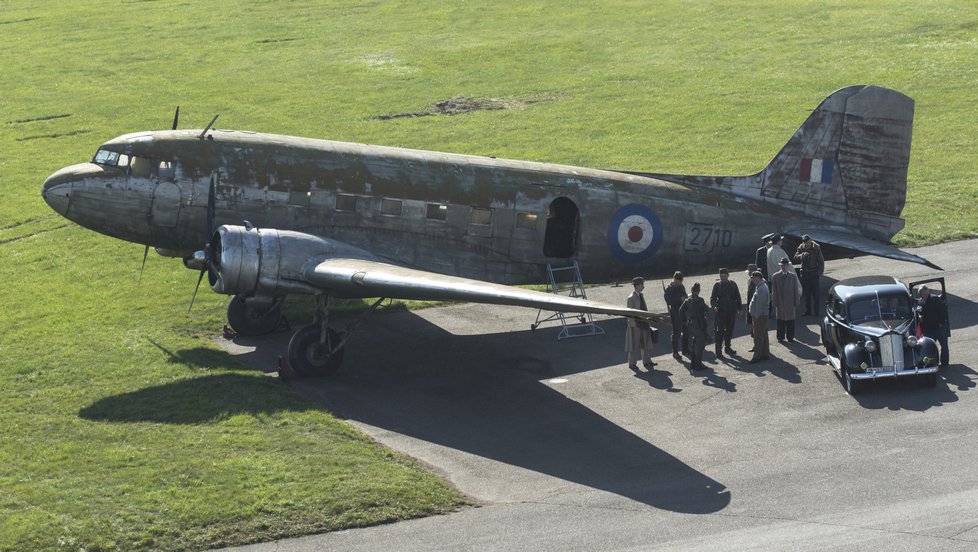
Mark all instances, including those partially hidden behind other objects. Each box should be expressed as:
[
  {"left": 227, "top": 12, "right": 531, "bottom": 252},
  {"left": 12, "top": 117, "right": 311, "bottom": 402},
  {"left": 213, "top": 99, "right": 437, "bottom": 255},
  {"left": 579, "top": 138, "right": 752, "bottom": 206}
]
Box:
[{"left": 607, "top": 204, "right": 663, "bottom": 263}]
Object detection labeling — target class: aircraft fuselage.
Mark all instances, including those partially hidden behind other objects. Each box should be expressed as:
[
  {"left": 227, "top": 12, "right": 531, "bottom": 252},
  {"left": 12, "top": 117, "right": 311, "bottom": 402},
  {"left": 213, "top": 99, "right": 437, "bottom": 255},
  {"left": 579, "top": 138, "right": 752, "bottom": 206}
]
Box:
[{"left": 43, "top": 129, "right": 807, "bottom": 284}]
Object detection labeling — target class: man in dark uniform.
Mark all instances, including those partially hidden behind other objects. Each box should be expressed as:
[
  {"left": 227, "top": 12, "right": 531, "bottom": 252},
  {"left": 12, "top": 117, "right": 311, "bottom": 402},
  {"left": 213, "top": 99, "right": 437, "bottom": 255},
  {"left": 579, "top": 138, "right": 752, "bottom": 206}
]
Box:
[
  {"left": 793, "top": 234, "right": 825, "bottom": 316},
  {"left": 679, "top": 282, "right": 709, "bottom": 370},
  {"left": 755, "top": 233, "right": 775, "bottom": 281},
  {"left": 918, "top": 285, "right": 950, "bottom": 367},
  {"left": 710, "top": 267, "right": 742, "bottom": 358},
  {"left": 663, "top": 271, "right": 689, "bottom": 360}
]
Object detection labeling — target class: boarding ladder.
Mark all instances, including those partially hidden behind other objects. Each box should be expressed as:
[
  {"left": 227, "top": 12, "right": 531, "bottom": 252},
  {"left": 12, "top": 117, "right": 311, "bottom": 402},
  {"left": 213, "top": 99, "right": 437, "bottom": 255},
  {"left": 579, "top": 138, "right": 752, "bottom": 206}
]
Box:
[{"left": 532, "top": 261, "right": 605, "bottom": 340}]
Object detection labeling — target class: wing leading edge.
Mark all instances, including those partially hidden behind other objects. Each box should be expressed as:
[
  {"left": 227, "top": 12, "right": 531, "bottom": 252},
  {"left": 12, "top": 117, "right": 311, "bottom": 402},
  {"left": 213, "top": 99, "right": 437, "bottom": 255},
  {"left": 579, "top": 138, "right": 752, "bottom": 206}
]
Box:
[{"left": 303, "top": 258, "right": 664, "bottom": 322}]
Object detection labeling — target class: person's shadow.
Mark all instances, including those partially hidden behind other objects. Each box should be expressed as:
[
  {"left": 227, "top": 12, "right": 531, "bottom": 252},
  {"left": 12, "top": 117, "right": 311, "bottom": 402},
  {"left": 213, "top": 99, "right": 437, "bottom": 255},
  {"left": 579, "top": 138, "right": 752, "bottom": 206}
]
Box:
[{"left": 631, "top": 365, "right": 682, "bottom": 392}]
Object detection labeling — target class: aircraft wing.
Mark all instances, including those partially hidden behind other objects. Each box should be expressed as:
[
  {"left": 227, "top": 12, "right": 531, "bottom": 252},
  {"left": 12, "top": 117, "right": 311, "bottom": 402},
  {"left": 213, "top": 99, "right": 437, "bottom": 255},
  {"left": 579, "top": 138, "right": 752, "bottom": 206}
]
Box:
[
  {"left": 303, "top": 258, "right": 665, "bottom": 322},
  {"left": 783, "top": 227, "right": 942, "bottom": 270}
]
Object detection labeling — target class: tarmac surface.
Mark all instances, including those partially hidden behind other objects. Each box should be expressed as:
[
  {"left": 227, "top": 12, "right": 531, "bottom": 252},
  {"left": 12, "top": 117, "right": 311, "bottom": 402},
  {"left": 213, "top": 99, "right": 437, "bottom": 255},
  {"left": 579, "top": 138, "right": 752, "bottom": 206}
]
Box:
[{"left": 219, "top": 239, "right": 978, "bottom": 551}]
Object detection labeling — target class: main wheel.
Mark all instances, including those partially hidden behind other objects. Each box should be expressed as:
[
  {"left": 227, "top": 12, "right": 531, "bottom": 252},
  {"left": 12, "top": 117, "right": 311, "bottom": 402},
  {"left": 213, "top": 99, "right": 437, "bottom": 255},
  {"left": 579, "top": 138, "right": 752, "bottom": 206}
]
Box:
[
  {"left": 288, "top": 324, "right": 345, "bottom": 377},
  {"left": 227, "top": 295, "right": 283, "bottom": 336}
]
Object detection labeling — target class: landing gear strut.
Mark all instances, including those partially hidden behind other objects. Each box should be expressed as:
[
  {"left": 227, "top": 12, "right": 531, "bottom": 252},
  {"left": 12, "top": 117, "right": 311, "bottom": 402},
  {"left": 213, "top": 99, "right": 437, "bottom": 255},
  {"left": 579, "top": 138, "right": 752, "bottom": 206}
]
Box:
[
  {"left": 286, "top": 295, "right": 386, "bottom": 377},
  {"left": 226, "top": 295, "right": 283, "bottom": 336}
]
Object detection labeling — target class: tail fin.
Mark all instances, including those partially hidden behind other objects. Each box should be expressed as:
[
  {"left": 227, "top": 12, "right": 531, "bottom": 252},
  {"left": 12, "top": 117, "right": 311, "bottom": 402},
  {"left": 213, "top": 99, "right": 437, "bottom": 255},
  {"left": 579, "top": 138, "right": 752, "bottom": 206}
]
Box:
[
  {"left": 760, "top": 85, "right": 914, "bottom": 241},
  {"left": 636, "top": 85, "right": 915, "bottom": 243}
]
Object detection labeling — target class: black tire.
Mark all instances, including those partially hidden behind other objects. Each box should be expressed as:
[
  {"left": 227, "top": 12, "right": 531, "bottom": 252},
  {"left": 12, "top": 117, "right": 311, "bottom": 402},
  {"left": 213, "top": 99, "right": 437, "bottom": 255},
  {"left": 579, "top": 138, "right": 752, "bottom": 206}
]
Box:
[
  {"left": 842, "top": 357, "right": 862, "bottom": 395},
  {"left": 287, "top": 325, "right": 345, "bottom": 377},
  {"left": 226, "top": 295, "right": 282, "bottom": 336}
]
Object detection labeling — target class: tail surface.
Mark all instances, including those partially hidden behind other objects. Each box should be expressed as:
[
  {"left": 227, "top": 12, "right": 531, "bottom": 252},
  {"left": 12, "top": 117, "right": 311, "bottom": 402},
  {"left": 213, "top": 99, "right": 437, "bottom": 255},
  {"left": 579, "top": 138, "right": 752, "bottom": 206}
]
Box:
[
  {"left": 638, "top": 85, "right": 915, "bottom": 243},
  {"left": 760, "top": 85, "right": 914, "bottom": 242}
]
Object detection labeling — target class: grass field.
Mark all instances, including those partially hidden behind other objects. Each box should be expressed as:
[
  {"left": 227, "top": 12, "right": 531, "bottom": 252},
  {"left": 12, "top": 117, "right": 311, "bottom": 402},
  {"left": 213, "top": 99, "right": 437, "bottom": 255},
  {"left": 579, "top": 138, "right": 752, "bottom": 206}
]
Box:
[{"left": 2, "top": 1, "right": 976, "bottom": 550}]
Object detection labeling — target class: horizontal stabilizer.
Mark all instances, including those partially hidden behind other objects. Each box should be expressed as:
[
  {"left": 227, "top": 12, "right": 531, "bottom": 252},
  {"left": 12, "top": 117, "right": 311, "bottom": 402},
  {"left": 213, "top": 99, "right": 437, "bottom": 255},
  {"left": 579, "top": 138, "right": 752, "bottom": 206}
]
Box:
[
  {"left": 783, "top": 228, "right": 941, "bottom": 271},
  {"left": 304, "top": 258, "right": 665, "bottom": 322}
]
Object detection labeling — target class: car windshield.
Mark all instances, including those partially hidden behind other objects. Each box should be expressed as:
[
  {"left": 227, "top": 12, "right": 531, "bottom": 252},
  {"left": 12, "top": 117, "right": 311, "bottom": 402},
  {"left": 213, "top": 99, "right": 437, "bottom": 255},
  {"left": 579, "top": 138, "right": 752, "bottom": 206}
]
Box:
[{"left": 847, "top": 292, "right": 912, "bottom": 329}]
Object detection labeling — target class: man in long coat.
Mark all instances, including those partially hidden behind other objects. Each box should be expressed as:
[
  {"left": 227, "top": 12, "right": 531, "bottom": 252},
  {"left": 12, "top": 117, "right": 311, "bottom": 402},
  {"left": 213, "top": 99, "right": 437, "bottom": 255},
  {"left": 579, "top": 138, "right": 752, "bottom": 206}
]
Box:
[
  {"left": 679, "top": 282, "right": 709, "bottom": 370},
  {"left": 771, "top": 257, "right": 803, "bottom": 342},
  {"left": 625, "top": 277, "right": 655, "bottom": 371},
  {"left": 766, "top": 235, "right": 794, "bottom": 282}
]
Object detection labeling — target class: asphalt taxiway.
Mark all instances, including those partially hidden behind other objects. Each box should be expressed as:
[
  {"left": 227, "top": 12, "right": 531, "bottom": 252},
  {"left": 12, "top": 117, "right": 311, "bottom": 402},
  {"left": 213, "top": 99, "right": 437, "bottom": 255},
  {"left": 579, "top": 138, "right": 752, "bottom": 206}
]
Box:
[{"left": 220, "top": 239, "right": 978, "bottom": 551}]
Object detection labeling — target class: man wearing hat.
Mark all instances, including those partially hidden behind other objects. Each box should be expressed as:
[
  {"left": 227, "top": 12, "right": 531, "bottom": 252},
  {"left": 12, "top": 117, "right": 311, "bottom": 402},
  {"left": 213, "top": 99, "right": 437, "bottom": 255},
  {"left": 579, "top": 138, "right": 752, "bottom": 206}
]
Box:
[
  {"left": 679, "top": 282, "right": 709, "bottom": 370},
  {"left": 771, "top": 257, "right": 803, "bottom": 342},
  {"left": 755, "top": 234, "right": 775, "bottom": 281},
  {"left": 745, "top": 263, "right": 758, "bottom": 329},
  {"left": 748, "top": 270, "right": 770, "bottom": 363},
  {"left": 710, "top": 267, "right": 742, "bottom": 358},
  {"left": 917, "top": 285, "right": 949, "bottom": 367},
  {"left": 663, "top": 271, "right": 689, "bottom": 359},
  {"left": 625, "top": 277, "right": 656, "bottom": 371},
  {"left": 793, "top": 234, "right": 825, "bottom": 316}
]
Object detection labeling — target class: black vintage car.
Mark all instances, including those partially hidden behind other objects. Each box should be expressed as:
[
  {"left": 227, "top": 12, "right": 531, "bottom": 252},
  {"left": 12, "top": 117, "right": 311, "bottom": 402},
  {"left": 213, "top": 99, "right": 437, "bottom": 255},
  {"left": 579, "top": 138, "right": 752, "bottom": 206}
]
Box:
[{"left": 821, "top": 276, "right": 941, "bottom": 394}]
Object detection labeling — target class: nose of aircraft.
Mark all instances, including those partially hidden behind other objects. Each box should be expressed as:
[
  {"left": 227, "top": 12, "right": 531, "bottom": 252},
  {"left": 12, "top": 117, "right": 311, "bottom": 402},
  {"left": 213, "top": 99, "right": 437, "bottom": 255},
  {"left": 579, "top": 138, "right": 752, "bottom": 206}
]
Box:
[{"left": 41, "top": 163, "right": 101, "bottom": 217}]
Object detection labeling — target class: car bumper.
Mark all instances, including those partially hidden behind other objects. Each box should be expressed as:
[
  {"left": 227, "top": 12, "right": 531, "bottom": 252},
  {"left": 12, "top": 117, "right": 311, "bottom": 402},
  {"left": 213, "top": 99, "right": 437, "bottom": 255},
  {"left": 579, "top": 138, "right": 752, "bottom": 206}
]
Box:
[{"left": 850, "top": 365, "right": 939, "bottom": 381}]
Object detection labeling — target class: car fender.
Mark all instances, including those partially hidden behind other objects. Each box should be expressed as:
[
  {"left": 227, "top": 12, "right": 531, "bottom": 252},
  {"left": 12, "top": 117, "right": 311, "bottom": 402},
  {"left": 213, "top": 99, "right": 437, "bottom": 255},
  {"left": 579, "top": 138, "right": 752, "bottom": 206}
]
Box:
[
  {"left": 916, "top": 336, "right": 940, "bottom": 366},
  {"left": 843, "top": 343, "right": 869, "bottom": 371}
]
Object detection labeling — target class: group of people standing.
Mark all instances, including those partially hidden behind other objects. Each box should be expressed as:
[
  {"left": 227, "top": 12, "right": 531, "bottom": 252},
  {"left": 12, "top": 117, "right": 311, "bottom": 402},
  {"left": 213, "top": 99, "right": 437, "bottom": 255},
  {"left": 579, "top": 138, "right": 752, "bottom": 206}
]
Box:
[{"left": 626, "top": 232, "right": 826, "bottom": 370}]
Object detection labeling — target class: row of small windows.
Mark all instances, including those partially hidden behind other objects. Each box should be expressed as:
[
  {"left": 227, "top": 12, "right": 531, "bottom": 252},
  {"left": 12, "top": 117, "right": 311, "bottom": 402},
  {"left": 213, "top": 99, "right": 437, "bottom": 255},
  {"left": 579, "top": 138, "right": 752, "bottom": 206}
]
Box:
[{"left": 335, "top": 193, "right": 535, "bottom": 228}]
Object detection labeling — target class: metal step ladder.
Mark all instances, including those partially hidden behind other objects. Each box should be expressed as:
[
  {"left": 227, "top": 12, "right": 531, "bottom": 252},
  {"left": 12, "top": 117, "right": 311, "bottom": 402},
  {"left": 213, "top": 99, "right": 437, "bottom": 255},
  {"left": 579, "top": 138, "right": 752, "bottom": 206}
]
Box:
[{"left": 532, "top": 261, "right": 605, "bottom": 340}]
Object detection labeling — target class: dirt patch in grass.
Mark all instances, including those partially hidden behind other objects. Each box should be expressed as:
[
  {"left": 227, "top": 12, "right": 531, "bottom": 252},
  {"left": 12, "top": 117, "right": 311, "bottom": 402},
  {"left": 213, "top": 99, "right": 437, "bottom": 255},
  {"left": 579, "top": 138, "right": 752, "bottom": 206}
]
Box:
[{"left": 373, "top": 95, "right": 553, "bottom": 120}]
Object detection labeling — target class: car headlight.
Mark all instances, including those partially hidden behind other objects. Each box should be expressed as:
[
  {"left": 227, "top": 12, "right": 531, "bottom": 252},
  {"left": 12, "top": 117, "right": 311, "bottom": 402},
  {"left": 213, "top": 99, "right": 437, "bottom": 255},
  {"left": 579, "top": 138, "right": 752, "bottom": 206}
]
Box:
[
  {"left": 906, "top": 335, "right": 918, "bottom": 347},
  {"left": 864, "top": 340, "right": 877, "bottom": 353}
]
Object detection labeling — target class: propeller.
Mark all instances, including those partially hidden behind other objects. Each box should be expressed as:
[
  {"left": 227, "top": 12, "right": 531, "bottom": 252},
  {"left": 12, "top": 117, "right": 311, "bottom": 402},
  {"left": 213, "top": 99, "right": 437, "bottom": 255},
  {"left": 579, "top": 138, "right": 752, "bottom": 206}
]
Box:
[
  {"left": 137, "top": 106, "right": 181, "bottom": 287},
  {"left": 188, "top": 172, "right": 218, "bottom": 313},
  {"left": 137, "top": 245, "right": 149, "bottom": 287}
]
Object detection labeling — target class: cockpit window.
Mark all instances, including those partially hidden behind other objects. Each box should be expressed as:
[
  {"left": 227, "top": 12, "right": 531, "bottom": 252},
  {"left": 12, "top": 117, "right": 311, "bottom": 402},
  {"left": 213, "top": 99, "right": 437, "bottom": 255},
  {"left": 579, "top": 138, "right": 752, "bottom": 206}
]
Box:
[{"left": 92, "top": 149, "right": 130, "bottom": 168}]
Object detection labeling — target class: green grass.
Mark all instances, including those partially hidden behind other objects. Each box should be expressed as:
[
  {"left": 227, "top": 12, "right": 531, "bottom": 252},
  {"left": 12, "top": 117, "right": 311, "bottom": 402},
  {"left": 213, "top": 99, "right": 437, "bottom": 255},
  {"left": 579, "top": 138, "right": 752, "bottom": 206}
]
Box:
[{"left": 1, "top": 0, "right": 976, "bottom": 550}]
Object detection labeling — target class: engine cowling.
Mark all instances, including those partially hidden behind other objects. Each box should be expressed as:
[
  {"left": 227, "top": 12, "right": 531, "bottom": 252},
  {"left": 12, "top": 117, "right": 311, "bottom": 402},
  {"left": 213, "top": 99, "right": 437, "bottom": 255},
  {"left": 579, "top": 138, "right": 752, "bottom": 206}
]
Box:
[{"left": 207, "top": 225, "right": 375, "bottom": 297}]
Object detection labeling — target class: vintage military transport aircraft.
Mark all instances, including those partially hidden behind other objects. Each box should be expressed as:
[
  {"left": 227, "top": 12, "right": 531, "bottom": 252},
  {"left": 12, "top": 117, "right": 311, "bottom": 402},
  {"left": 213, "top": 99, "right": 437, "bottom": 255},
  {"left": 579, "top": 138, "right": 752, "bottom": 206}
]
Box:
[{"left": 42, "top": 85, "right": 937, "bottom": 375}]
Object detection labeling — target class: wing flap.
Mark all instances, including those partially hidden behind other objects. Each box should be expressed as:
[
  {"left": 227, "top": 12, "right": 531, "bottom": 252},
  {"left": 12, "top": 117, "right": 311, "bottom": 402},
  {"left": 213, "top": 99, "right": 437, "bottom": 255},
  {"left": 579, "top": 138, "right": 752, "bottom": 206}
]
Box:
[{"left": 303, "top": 258, "right": 663, "bottom": 322}]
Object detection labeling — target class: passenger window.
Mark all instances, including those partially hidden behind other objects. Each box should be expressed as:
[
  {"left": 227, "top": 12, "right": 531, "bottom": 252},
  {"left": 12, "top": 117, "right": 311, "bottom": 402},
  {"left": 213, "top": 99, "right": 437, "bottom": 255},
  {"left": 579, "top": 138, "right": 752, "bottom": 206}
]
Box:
[
  {"left": 426, "top": 203, "right": 448, "bottom": 221},
  {"left": 381, "top": 198, "right": 402, "bottom": 216},
  {"left": 130, "top": 156, "right": 153, "bottom": 178},
  {"left": 158, "top": 161, "right": 175, "bottom": 180},
  {"left": 470, "top": 207, "right": 492, "bottom": 225},
  {"left": 335, "top": 194, "right": 357, "bottom": 212},
  {"left": 516, "top": 212, "right": 538, "bottom": 230}
]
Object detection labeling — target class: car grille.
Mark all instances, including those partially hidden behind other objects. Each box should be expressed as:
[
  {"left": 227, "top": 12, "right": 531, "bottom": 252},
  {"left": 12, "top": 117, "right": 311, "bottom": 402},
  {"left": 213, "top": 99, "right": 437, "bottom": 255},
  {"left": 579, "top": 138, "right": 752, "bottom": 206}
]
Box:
[{"left": 879, "top": 334, "right": 905, "bottom": 370}]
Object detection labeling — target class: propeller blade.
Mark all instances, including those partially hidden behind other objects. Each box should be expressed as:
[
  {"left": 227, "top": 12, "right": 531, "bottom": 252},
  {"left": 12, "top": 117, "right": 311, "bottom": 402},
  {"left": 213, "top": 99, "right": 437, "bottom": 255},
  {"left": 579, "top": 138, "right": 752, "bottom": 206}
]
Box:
[
  {"left": 171, "top": 106, "right": 180, "bottom": 130},
  {"left": 188, "top": 267, "right": 206, "bottom": 314},
  {"left": 138, "top": 245, "right": 149, "bottom": 287}
]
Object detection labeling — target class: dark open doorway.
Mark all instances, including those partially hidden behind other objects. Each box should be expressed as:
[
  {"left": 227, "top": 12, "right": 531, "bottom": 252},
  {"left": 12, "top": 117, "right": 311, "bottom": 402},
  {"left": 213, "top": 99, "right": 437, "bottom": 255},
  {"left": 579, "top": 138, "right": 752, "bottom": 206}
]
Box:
[{"left": 544, "top": 197, "right": 579, "bottom": 258}]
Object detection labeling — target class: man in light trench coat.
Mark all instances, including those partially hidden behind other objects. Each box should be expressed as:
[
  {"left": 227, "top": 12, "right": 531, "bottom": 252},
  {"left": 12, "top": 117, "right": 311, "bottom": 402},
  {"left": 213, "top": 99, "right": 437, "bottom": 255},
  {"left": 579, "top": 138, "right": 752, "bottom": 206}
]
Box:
[{"left": 626, "top": 277, "right": 656, "bottom": 371}]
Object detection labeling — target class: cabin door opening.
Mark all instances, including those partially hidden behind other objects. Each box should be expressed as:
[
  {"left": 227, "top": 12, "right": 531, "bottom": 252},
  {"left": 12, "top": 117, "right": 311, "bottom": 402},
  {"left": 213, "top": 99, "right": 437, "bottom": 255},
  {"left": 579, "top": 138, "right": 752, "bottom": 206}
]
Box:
[{"left": 543, "top": 197, "right": 578, "bottom": 258}]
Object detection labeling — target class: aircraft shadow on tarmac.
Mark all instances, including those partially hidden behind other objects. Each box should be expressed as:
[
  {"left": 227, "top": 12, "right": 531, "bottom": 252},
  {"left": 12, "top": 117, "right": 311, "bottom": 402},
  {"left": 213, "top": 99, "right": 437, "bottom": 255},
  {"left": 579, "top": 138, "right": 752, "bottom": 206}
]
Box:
[{"left": 85, "top": 309, "right": 731, "bottom": 514}]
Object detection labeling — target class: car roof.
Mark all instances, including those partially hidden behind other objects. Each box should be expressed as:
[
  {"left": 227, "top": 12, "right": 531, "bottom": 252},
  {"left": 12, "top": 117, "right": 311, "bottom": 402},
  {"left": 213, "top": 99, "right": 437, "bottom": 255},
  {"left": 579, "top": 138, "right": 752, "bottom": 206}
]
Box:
[{"left": 829, "top": 276, "right": 909, "bottom": 302}]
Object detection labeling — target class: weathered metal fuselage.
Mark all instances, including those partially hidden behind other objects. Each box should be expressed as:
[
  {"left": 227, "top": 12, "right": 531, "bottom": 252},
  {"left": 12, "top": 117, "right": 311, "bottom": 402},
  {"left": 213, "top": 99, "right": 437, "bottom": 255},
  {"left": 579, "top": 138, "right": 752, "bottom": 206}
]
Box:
[{"left": 42, "top": 129, "right": 812, "bottom": 285}]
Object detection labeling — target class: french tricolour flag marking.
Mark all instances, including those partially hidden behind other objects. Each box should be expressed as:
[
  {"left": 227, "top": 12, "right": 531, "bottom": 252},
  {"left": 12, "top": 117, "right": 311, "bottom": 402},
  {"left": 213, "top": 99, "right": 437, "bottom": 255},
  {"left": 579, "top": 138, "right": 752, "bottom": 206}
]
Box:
[{"left": 799, "top": 158, "right": 834, "bottom": 183}]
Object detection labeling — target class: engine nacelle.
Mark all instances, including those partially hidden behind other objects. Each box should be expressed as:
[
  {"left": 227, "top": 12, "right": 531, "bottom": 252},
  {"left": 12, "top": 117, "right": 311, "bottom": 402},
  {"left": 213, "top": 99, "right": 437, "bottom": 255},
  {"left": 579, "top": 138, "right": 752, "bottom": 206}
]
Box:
[{"left": 207, "top": 225, "right": 376, "bottom": 297}]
